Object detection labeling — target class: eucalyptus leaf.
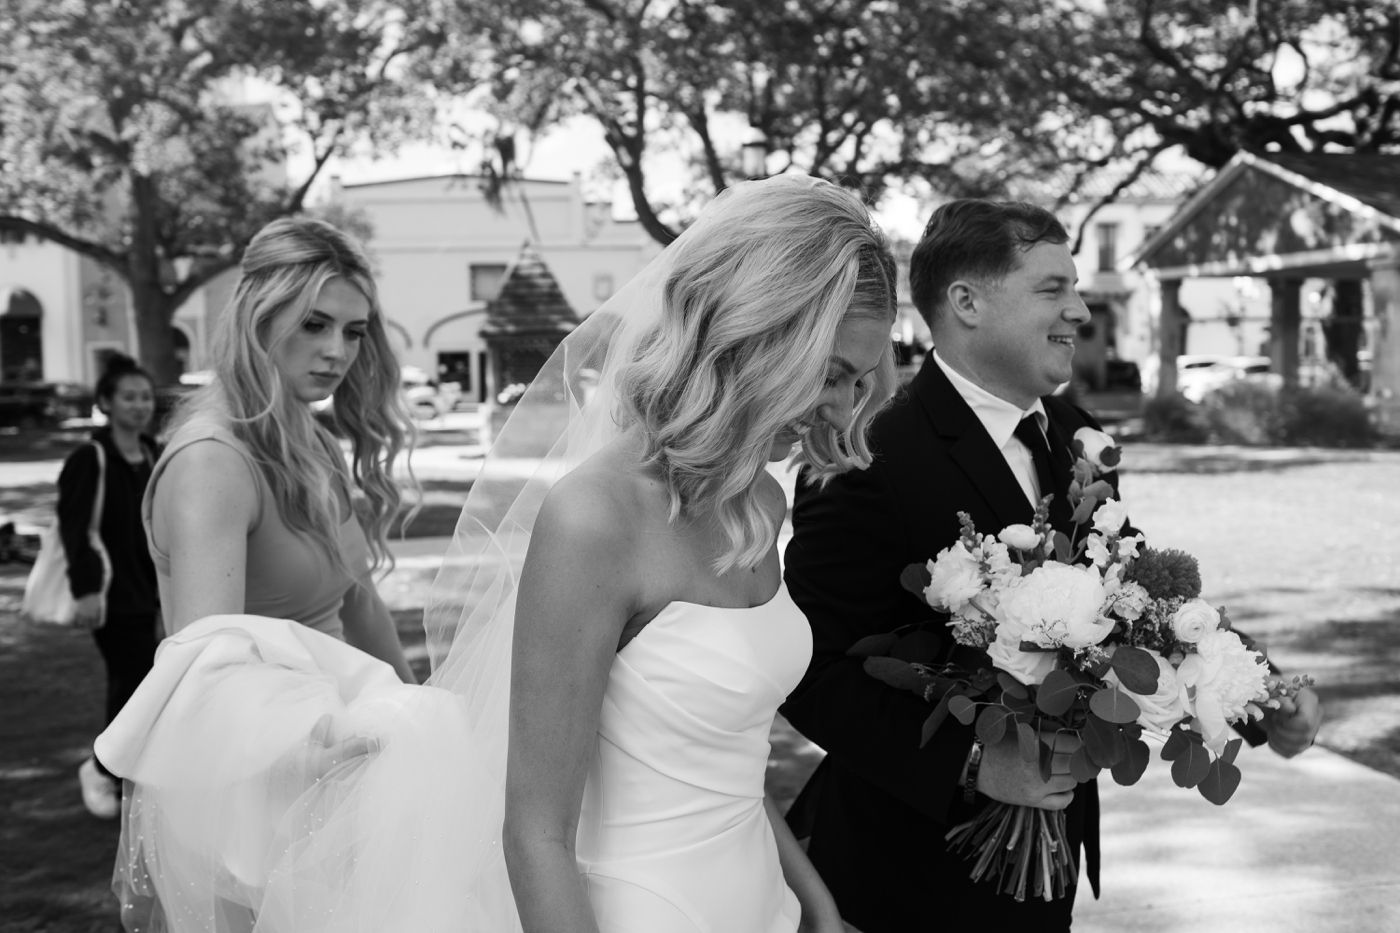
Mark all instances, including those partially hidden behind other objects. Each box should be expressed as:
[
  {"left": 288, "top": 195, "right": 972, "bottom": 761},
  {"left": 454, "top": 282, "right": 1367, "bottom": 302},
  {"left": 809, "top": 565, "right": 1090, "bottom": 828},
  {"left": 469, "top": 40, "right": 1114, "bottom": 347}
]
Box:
[
  {"left": 1222, "top": 737, "right": 1243, "bottom": 766},
  {"left": 1035, "top": 669, "right": 1080, "bottom": 717},
  {"left": 900, "top": 563, "right": 932, "bottom": 597},
  {"left": 891, "top": 629, "right": 942, "bottom": 665},
  {"left": 1198, "top": 758, "right": 1243, "bottom": 805},
  {"left": 996, "top": 671, "right": 1029, "bottom": 699},
  {"left": 1160, "top": 727, "right": 1191, "bottom": 761},
  {"left": 921, "top": 699, "right": 950, "bottom": 748},
  {"left": 862, "top": 656, "right": 927, "bottom": 694},
  {"left": 845, "top": 633, "right": 899, "bottom": 658},
  {"left": 1110, "top": 738, "right": 1151, "bottom": 786},
  {"left": 975, "top": 706, "right": 1009, "bottom": 746},
  {"left": 1070, "top": 745, "right": 1102, "bottom": 782},
  {"left": 1017, "top": 721, "right": 1039, "bottom": 762},
  {"left": 1109, "top": 646, "right": 1161, "bottom": 695},
  {"left": 1089, "top": 687, "right": 1142, "bottom": 724},
  {"left": 1170, "top": 741, "right": 1212, "bottom": 788},
  {"left": 947, "top": 695, "right": 977, "bottom": 726},
  {"left": 1084, "top": 714, "right": 1127, "bottom": 769}
]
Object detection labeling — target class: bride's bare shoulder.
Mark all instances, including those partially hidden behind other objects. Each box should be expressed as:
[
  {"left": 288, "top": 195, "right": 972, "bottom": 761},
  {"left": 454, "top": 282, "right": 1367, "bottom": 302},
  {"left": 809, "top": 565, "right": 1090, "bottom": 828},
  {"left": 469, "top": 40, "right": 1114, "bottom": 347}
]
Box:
[{"left": 532, "top": 446, "right": 665, "bottom": 552}]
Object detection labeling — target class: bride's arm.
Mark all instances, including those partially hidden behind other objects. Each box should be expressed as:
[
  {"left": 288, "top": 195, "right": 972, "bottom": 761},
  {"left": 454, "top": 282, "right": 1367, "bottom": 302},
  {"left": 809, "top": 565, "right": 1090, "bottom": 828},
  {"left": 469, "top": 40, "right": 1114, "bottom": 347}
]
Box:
[
  {"left": 504, "top": 484, "right": 637, "bottom": 933},
  {"left": 764, "top": 795, "right": 854, "bottom": 933}
]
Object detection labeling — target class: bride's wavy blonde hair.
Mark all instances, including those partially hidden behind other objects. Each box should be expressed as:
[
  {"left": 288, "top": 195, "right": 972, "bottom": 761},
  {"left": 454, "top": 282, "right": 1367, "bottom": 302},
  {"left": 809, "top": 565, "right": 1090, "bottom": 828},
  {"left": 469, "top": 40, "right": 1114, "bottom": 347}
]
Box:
[
  {"left": 616, "top": 177, "right": 898, "bottom": 573},
  {"left": 170, "top": 217, "right": 413, "bottom": 573}
]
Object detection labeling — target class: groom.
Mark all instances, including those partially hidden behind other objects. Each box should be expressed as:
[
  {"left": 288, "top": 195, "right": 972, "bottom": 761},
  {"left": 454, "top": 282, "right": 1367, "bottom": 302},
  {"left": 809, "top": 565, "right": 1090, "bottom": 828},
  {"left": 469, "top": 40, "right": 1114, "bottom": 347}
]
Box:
[{"left": 780, "top": 199, "right": 1322, "bottom": 931}]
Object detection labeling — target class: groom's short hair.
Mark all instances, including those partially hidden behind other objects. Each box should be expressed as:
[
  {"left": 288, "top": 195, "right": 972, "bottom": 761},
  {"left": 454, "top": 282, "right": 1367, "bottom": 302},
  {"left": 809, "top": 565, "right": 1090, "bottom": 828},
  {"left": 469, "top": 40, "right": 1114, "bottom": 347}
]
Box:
[{"left": 909, "top": 199, "right": 1068, "bottom": 327}]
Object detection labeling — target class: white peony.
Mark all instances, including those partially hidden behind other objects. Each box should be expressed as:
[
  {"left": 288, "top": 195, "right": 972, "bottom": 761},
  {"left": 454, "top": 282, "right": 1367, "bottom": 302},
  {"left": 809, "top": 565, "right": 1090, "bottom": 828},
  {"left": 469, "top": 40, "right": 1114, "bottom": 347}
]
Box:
[
  {"left": 1092, "top": 498, "right": 1131, "bottom": 537},
  {"left": 1176, "top": 630, "right": 1270, "bottom": 755},
  {"left": 1104, "top": 649, "right": 1189, "bottom": 735},
  {"left": 998, "top": 524, "right": 1041, "bottom": 551},
  {"left": 925, "top": 542, "right": 984, "bottom": 614},
  {"left": 1171, "top": 598, "right": 1220, "bottom": 645},
  {"left": 1074, "top": 427, "right": 1121, "bottom": 472},
  {"left": 997, "top": 562, "right": 1112, "bottom": 650},
  {"left": 986, "top": 627, "right": 1058, "bottom": 686}
]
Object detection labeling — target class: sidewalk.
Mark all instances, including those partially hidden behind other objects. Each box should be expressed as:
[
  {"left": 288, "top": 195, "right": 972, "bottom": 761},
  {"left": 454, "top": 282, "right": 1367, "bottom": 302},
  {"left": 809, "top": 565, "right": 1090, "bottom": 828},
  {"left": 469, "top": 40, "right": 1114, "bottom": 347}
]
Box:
[{"left": 1075, "top": 740, "right": 1400, "bottom": 932}]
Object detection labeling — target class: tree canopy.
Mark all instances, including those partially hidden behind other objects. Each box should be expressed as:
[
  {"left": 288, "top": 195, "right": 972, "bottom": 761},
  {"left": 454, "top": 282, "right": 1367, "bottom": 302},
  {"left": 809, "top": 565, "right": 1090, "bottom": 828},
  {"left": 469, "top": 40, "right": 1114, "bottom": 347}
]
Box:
[
  {"left": 0, "top": 0, "right": 447, "bottom": 381},
  {"left": 442, "top": 0, "right": 1400, "bottom": 244}
]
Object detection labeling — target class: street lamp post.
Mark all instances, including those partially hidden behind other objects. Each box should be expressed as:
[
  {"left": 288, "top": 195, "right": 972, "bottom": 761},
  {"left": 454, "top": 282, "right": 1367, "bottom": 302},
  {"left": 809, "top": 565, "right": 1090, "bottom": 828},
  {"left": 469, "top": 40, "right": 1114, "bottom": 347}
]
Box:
[{"left": 741, "top": 128, "right": 768, "bottom": 180}]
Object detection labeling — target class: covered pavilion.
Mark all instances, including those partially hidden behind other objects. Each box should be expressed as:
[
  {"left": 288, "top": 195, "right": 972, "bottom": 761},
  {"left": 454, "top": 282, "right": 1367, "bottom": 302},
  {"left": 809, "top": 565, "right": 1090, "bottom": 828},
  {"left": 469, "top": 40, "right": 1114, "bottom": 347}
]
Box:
[{"left": 1134, "top": 151, "right": 1400, "bottom": 430}]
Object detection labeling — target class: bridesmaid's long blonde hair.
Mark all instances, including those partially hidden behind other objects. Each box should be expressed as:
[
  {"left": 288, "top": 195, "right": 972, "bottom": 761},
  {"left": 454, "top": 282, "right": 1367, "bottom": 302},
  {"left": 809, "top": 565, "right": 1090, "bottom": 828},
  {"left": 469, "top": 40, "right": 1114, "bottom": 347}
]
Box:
[{"left": 171, "top": 217, "right": 412, "bottom": 572}]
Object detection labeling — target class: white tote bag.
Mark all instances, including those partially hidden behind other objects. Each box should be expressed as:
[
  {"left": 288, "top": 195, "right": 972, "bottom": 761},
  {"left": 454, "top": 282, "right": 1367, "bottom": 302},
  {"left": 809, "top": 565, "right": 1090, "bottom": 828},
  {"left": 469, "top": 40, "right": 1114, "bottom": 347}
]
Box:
[{"left": 22, "top": 442, "right": 110, "bottom": 626}]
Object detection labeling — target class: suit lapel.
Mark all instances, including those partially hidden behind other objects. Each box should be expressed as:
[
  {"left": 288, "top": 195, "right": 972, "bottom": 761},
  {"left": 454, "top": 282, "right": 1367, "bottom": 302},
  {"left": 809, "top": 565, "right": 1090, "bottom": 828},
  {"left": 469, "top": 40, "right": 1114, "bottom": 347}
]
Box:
[{"left": 909, "top": 358, "right": 1035, "bottom": 532}]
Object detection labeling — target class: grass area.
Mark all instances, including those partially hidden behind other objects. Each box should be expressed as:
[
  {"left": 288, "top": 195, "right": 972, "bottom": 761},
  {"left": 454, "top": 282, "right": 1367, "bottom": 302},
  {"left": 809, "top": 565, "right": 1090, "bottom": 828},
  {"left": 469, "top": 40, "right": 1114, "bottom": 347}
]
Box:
[{"left": 2, "top": 441, "right": 1398, "bottom": 929}]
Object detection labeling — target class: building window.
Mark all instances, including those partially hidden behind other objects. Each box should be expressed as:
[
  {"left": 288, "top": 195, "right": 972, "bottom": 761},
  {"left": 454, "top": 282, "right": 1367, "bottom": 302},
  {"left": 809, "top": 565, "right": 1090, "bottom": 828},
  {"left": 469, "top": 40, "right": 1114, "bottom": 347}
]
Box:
[
  {"left": 437, "top": 352, "right": 472, "bottom": 390},
  {"left": 470, "top": 264, "right": 507, "bottom": 302},
  {"left": 594, "top": 273, "right": 614, "bottom": 301},
  {"left": 1096, "top": 223, "right": 1118, "bottom": 272}
]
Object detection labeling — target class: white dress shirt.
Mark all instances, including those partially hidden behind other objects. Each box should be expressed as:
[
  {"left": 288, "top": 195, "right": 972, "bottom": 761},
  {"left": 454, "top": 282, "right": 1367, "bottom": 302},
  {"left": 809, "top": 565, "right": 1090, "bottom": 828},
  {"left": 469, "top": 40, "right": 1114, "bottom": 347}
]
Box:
[{"left": 933, "top": 350, "right": 1048, "bottom": 509}]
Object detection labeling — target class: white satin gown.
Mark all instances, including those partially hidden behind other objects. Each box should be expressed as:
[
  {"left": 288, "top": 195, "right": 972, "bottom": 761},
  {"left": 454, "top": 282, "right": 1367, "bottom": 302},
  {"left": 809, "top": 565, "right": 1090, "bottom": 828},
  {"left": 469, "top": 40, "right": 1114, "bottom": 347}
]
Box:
[
  {"left": 94, "top": 584, "right": 810, "bottom": 933},
  {"left": 577, "top": 583, "right": 809, "bottom": 933}
]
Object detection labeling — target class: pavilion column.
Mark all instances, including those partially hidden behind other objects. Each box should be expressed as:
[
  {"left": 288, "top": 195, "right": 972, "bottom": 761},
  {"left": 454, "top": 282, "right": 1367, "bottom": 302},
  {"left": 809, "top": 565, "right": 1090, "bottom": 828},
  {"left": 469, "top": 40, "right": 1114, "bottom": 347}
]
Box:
[
  {"left": 1269, "top": 277, "right": 1303, "bottom": 388},
  {"left": 1368, "top": 260, "right": 1400, "bottom": 433},
  {"left": 1156, "top": 278, "right": 1184, "bottom": 398}
]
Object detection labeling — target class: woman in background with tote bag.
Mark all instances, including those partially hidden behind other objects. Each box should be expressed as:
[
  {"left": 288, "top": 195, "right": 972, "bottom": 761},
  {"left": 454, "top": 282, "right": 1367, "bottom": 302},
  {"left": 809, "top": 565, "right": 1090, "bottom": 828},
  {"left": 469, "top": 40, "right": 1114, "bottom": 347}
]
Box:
[{"left": 56, "top": 355, "right": 162, "bottom": 819}]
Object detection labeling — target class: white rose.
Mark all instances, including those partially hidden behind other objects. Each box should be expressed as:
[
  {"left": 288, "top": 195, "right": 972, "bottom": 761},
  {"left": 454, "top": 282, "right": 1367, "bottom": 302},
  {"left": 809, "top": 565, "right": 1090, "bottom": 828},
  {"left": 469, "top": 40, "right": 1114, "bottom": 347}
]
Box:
[
  {"left": 998, "top": 524, "right": 1041, "bottom": 551},
  {"left": 1176, "top": 631, "right": 1270, "bottom": 754},
  {"left": 1074, "top": 427, "right": 1121, "bottom": 472},
  {"left": 997, "top": 562, "right": 1112, "bottom": 650},
  {"left": 1104, "top": 649, "right": 1188, "bottom": 735},
  {"left": 1092, "top": 498, "right": 1131, "bottom": 537},
  {"left": 1170, "top": 598, "right": 1220, "bottom": 645},
  {"left": 925, "top": 542, "right": 984, "bottom": 614},
  {"left": 986, "top": 628, "right": 1058, "bottom": 686}
]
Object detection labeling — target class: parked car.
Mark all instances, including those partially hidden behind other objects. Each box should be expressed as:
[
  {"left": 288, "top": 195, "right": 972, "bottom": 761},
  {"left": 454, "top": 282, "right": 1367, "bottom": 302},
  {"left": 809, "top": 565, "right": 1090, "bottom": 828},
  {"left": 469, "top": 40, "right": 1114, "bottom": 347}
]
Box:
[
  {"left": 1179, "top": 355, "right": 1279, "bottom": 403},
  {"left": 0, "top": 382, "right": 94, "bottom": 428}
]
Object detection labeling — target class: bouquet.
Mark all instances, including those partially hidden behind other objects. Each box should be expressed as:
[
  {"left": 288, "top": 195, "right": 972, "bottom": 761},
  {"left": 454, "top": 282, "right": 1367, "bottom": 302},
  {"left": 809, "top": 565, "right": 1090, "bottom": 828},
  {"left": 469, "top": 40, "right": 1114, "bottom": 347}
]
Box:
[{"left": 852, "top": 427, "right": 1313, "bottom": 903}]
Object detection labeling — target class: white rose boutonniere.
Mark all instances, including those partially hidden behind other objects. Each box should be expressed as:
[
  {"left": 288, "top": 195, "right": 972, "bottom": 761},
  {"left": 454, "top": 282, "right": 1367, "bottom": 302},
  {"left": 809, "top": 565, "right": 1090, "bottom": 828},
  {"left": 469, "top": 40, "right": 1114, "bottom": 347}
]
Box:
[{"left": 1074, "top": 427, "right": 1122, "bottom": 473}]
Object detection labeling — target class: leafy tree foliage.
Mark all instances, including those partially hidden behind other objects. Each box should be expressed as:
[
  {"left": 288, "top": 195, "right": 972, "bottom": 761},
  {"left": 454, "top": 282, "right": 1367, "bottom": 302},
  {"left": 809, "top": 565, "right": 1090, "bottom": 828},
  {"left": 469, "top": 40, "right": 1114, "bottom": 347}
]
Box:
[{"left": 0, "top": 0, "right": 445, "bottom": 382}]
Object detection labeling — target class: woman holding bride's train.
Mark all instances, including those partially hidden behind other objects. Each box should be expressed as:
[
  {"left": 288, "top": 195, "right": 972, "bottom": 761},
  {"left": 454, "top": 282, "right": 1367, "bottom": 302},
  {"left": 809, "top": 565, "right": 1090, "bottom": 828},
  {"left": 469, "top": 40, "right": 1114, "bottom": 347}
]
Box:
[{"left": 98, "top": 176, "right": 899, "bottom": 932}]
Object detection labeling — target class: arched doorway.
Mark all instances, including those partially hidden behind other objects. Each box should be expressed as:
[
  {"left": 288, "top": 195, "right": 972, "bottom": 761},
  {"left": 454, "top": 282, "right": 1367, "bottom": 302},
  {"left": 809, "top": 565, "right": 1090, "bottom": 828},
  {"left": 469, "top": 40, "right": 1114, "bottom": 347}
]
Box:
[{"left": 0, "top": 288, "right": 43, "bottom": 382}]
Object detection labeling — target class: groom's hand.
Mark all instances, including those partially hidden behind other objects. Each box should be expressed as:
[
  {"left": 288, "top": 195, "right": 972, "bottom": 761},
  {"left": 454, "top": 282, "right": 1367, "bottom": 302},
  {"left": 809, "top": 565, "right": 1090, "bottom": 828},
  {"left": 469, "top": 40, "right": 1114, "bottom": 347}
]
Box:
[
  {"left": 1264, "top": 687, "right": 1322, "bottom": 758},
  {"left": 976, "top": 730, "right": 1079, "bottom": 810}
]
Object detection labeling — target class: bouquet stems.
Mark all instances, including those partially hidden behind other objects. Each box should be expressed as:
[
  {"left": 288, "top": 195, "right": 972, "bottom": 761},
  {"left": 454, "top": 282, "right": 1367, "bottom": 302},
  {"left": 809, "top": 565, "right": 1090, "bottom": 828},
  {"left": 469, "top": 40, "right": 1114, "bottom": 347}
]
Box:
[{"left": 945, "top": 803, "right": 1074, "bottom": 902}]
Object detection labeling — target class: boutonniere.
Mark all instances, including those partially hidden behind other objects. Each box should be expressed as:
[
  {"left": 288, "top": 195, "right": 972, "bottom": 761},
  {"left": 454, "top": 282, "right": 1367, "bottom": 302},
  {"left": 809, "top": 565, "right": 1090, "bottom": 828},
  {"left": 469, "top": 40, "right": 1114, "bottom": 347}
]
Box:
[{"left": 1066, "top": 427, "right": 1123, "bottom": 530}]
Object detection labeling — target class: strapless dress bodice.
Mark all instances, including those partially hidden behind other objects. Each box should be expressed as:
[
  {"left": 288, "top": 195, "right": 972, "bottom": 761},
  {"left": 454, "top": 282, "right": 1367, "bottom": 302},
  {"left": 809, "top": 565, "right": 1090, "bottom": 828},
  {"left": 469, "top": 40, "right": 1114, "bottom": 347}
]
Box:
[{"left": 575, "top": 583, "right": 811, "bottom": 933}]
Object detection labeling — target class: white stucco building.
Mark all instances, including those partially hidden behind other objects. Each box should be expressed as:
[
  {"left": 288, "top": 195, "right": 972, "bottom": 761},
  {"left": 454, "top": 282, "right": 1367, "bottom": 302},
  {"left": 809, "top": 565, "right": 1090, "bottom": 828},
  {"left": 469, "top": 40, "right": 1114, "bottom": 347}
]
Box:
[{"left": 334, "top": 174, "right": 656, "bottom": 401}]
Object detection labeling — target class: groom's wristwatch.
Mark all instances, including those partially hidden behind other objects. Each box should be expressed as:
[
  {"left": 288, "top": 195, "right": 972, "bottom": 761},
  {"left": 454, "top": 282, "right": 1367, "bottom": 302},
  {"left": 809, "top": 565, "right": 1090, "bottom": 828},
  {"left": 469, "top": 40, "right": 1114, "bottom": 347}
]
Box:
[{"left": 961, "top": 738, "right": 984, "bottom": 803}]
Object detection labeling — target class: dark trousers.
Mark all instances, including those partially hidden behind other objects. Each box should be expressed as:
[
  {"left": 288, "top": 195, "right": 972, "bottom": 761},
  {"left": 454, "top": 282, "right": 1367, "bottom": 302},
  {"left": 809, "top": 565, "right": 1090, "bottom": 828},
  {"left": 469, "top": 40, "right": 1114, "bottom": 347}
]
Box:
[{"left": 91, "top": 612, "right": 159, "bottom": 778}]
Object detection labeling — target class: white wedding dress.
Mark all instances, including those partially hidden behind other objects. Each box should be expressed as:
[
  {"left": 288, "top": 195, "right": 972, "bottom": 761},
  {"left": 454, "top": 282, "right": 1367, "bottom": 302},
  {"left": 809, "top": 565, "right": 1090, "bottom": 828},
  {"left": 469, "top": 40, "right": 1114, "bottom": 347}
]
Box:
[{"left": 96, "top": 583, "right": 809, "bottom": 932}]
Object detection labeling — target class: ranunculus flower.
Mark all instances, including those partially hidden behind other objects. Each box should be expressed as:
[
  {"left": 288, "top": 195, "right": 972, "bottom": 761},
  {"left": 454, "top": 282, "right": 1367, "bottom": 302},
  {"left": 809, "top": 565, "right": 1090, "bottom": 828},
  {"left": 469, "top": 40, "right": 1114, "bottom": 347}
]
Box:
[
  {"left": 1176, "top": 630, "right": 1270, "bottom": 754},
  {"left": 1093, "top": 498, "right": 1131, "bottom": 537},
  {"left": 1171, "top": 598, "right": 1220, "bottom": 645},
  {"left": 998, "top": 524, "right": 1041, "bottom": 551},
  {"left": 1075, "top": 427, "right": 1122, "bottom": 472},
  {"left": 987, "top": 628, "right": 1057, "bottom": 685},
  {"left": 925, "top": 542, "right": 984, "bottom": 614},
  {"left": 997, "top": 562, "right": 1112, "bottom": 649}
]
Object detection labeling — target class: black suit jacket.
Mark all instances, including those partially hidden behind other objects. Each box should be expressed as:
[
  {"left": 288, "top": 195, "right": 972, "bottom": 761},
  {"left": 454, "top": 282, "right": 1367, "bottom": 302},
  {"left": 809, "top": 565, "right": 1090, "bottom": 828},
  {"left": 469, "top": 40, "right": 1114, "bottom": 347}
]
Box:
[{"left": 780, "top": 357, "right": 1110, "bottom": 931}]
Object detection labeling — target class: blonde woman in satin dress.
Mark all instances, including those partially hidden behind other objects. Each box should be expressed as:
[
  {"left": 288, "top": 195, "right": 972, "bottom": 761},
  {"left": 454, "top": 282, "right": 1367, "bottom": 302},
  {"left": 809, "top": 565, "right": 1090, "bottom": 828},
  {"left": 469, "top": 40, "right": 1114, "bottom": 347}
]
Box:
[{"left": 504, "top": 178, "right": 899, "bottom": 933}]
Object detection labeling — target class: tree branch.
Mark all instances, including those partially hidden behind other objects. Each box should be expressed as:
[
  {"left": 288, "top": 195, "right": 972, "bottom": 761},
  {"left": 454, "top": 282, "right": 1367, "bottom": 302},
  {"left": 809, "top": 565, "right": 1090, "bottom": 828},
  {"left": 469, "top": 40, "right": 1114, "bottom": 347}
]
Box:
[
  {"left": 1068, "top": 142, "right": 1170, "bottom": 256},
  {"left": 0, "top": 216, "right": 125, "bottom": 271}
]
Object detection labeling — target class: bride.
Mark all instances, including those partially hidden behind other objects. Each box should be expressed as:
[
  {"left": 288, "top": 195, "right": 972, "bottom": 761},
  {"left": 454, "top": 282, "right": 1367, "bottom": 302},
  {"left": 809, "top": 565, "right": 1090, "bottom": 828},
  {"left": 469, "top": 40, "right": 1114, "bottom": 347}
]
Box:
[{"left": 97, "top": 175, "right": 898, "bottom": 932}]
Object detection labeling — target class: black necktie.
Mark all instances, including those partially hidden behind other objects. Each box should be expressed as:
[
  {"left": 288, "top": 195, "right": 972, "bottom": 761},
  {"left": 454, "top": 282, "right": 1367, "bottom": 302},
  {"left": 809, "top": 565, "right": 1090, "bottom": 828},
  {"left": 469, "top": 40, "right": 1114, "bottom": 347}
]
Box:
[{"left": 1013, "top": 414, "right": 1068, "bottom": 529}]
